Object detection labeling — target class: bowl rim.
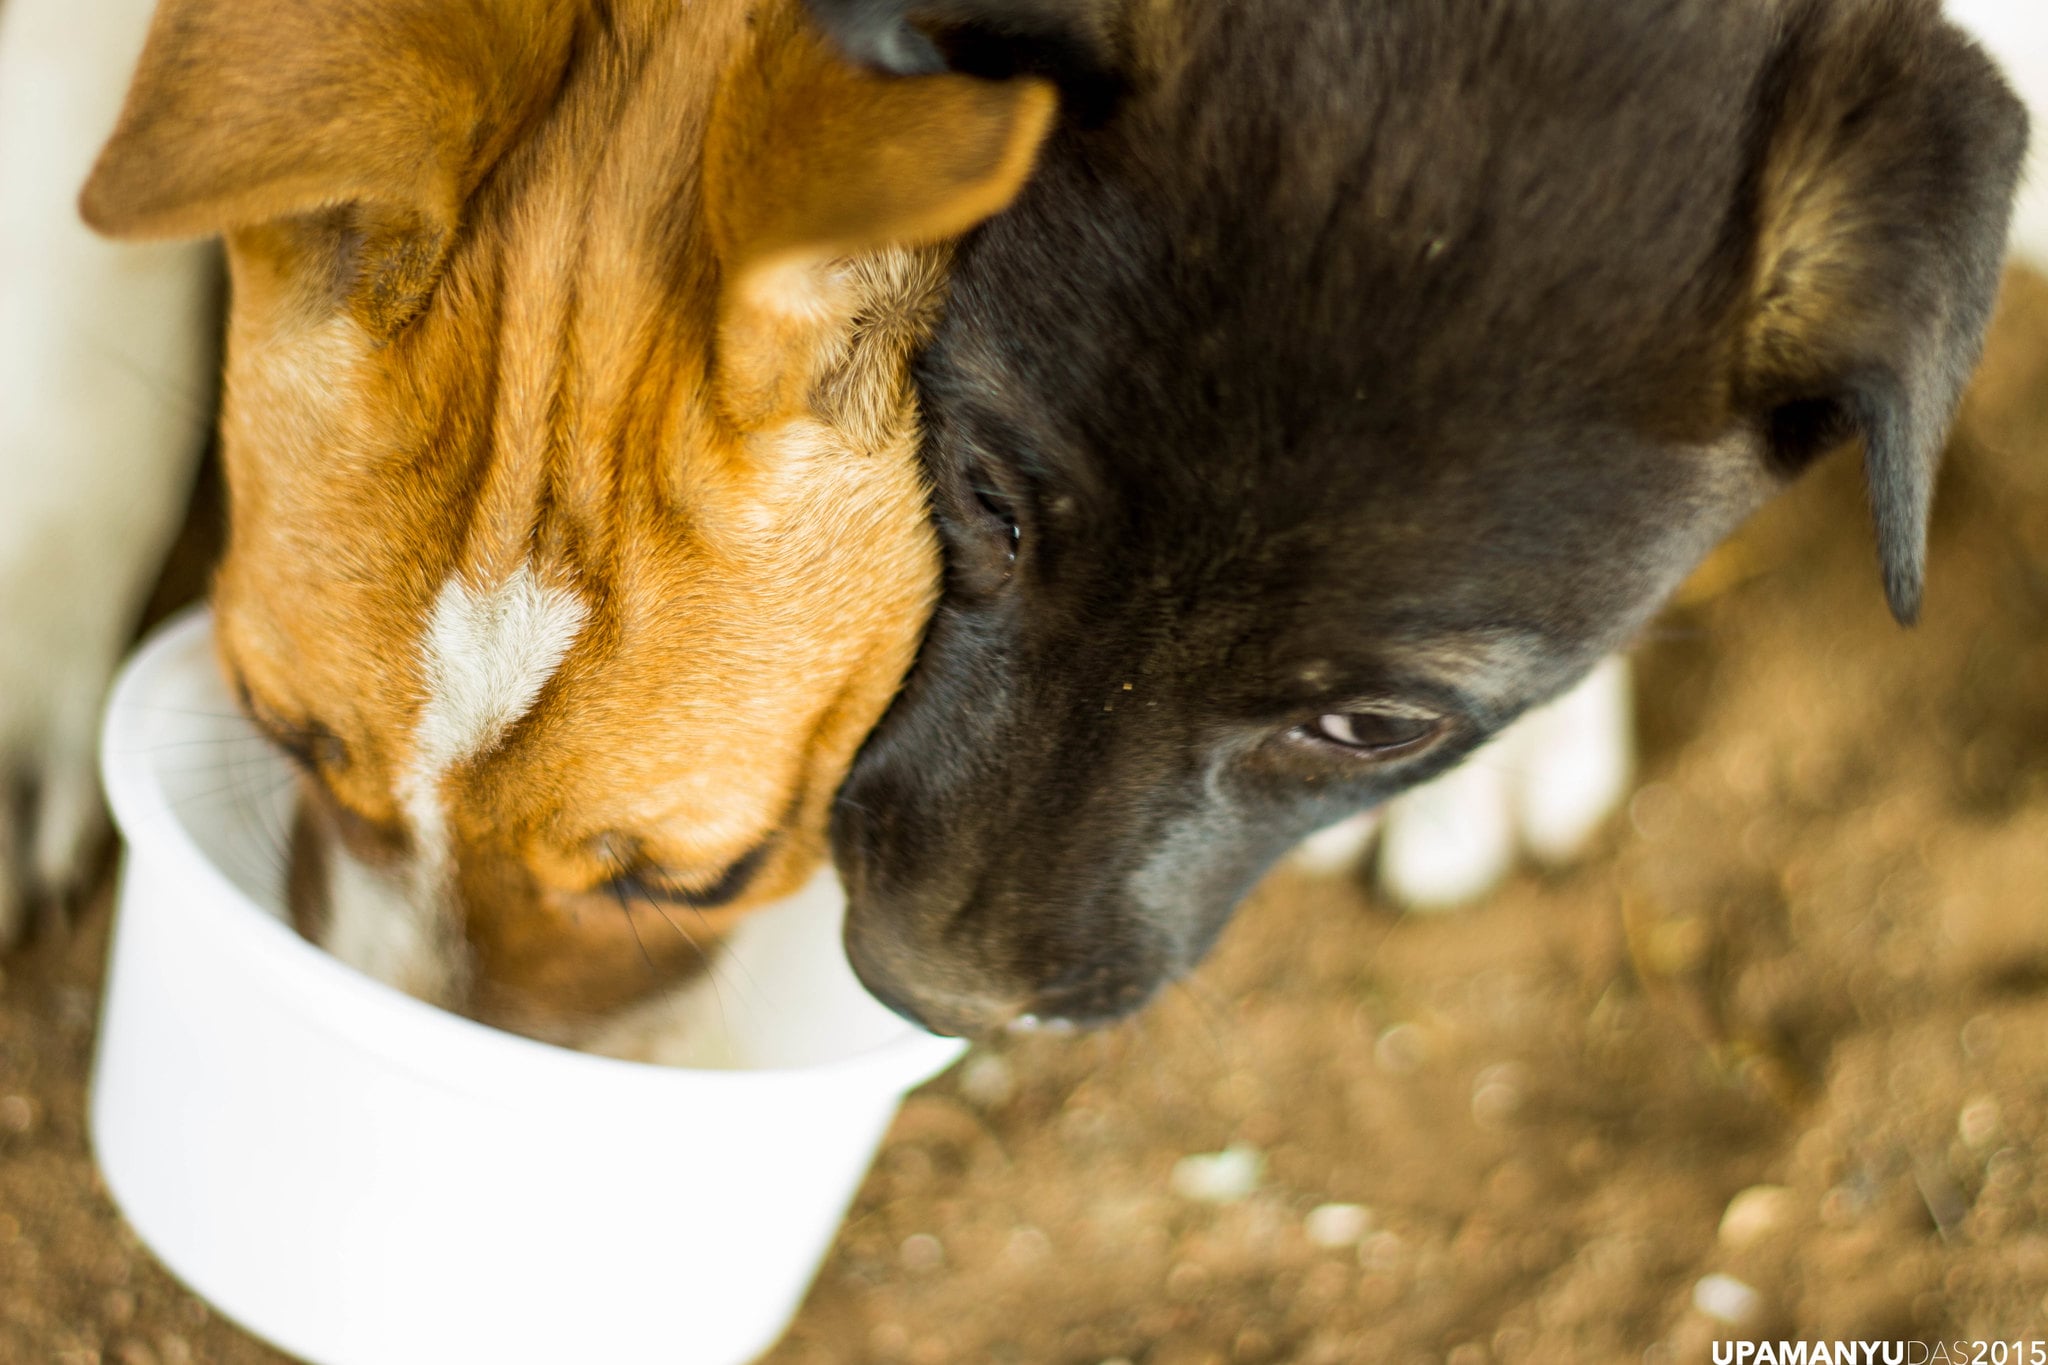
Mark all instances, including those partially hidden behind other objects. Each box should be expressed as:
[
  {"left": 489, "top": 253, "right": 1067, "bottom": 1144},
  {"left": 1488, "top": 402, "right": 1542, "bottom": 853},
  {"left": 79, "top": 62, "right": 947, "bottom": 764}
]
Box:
[{"left": 99, "top": 608, "right": 963, "bottom": 1104}]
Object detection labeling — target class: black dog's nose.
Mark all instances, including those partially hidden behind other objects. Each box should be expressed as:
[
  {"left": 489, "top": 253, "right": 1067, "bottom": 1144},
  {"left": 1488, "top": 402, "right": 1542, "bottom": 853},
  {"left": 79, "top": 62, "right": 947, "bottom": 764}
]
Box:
[
  {"left": 843, "top": 920, "right": 1030, "bottom": 1037},
  {"left": 850, "top": 956, "right": 967, "bottom": 1036},
  {"left": 845, "top": 904, "right": 1169, "bottom": 1038}
]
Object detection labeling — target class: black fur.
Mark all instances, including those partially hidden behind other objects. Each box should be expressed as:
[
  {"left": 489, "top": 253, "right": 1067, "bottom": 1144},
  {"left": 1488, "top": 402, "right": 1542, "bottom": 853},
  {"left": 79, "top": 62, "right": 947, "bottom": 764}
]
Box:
[{"left": 805, "top": 0, "right": 2027, "bottom": 1033}]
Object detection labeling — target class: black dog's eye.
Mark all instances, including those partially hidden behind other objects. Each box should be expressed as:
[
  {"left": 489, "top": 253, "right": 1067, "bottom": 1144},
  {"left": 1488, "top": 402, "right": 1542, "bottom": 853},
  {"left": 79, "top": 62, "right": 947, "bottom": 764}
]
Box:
[
  {"left": 973, "top": 482, "right": 1021, "bottom": 562},
  {"left": 1300, "top": 709, "right": 1443, "bottom": 758},
  {"left": 940, "top": 455, "right": 1025, "bottom": 597}
]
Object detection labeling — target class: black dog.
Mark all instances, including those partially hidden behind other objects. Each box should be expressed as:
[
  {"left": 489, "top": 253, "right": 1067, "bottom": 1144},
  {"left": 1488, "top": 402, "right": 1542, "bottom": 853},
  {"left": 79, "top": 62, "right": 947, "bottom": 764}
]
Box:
[{"left": 806, "top": 0, "right": 2028, "bottom": 1034}]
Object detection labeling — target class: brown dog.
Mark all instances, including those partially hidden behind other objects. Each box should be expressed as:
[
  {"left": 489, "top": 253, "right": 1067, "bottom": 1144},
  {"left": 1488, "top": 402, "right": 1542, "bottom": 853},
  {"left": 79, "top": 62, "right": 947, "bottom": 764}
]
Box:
[{"left": 81, "top": 0, "right": 1052, "bottom": 1046}]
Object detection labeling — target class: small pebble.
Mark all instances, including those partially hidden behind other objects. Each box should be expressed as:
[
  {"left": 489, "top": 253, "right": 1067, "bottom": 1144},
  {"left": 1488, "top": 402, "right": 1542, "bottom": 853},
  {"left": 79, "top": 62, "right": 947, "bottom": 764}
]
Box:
[
  {"left": 1959, "top": 1095, "right": 2002, "bottom": 1150},
  {"left": 1961, "top": 1014, "right": 2000, "bottom": 1059},
  {"left": 1171, "top": 1143, "right": 1265, "bottom": 1204},
  {"left": 1004, "top": 1226, "right": 1052, "bottom": 1265},
  {"left": 1358, "top": 1230, "right": 1406, "bottom": 1271},
  {"left": 899, "top": 1233, "right": 945, "bottom": 1273},
  {"left": 1643, "top": 918, "right": 1710, "bottom": 976},
  {"left": 1718, "top": 1185, "right": 1796, "bottom": 1251},
  {"left": 1493, "top": 1327, "right": 1534, "bottom": 1361},
  {"left": 1304, "top": 1203, "right": 1373, "bottom": 1249},
  {"left": 0, "top": 1094, "right": 36, "bottom": 1135},
  {"left": 1007, "top": 1014, "right": 1075, "bottom": 1035},
  {"left": 1692, "top": 1273, "right": 1762, "bottom": 1326},
  {"left": 1628, "top": 782, "right": 1680, "bottom": 840},
  {"left": 1374, "top": 1024, "right": 1426, "bottom": 1076},
  {"left": 1819, "top": 1184, "right": 1867, "bottom": 1227},
  {"left": 1165, "top": 1261, "right": 1210, "bottom": 1300},
  {"left": 1470, "top": 1063, "right": 1526, "bottom": 1128},
  {"left": 958, "top": 1052, "right": 1015, "bottom": 1108}
]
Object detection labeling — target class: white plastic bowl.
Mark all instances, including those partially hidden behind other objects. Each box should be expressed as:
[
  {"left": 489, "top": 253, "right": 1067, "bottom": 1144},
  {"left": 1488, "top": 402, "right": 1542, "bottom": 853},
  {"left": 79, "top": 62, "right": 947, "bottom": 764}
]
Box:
[{"left": 90, "top": 610, "right": 962, "bottom": 1365}]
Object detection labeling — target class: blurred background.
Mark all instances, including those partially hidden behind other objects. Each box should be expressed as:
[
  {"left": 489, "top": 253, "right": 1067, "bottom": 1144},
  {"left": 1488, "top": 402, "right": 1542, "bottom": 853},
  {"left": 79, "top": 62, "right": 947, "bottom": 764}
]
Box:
[{"left": 4, "top": 5, "right": 2047, "bottom": 1365}]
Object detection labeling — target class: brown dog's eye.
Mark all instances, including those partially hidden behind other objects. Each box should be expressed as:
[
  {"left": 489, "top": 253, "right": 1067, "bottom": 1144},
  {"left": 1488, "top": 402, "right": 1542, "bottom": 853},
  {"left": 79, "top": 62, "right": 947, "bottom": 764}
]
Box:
[
  {"left": 240, "top": 690, "right": 350, "bottom": 775},
  {"left": 598, "top": 844, "right": 771, "bottom": 913},
  {"left": 1302, "top": 710, "right": 1442, "bottom": 757},
  {"left": 281, "top": 722, "right": 351, "bottom": 775}
]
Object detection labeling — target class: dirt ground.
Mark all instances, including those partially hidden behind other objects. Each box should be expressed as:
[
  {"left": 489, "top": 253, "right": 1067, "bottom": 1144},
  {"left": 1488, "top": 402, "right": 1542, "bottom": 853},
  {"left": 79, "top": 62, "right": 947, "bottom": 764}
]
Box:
[{"left": 5, "top": 271, "right": 2048, "bottom": 1365}]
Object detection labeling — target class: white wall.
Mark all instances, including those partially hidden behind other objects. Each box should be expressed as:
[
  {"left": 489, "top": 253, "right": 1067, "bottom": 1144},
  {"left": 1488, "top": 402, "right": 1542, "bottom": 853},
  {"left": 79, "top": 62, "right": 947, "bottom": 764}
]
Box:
[{"left": 1949, "top": 0, "right": 2048, "bottom": 263}]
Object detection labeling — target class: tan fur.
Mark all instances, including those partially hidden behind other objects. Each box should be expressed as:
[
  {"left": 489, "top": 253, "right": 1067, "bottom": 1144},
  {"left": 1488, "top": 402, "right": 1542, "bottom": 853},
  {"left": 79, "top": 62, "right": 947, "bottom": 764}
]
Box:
[
  {"left": 1743, "top": 0, "right": 1946, "bottom": 390},
  {"left": 85, "top": 0, "right": 1053, "bottom": 1040},
  {"left": 1748, "top": 105, "right": 1875, "bottom": 383}
]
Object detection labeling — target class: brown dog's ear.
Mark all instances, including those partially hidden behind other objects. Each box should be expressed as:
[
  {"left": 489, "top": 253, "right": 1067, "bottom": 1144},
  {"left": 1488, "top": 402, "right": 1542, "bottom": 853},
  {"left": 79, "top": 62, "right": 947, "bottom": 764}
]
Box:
[
  {"left": 1741, "top": 0, "right": 2027, "bottom": 624},
  {"left": 705, "top": 6, "right": 1055, "bottom": 418},
  {"left": 81, "top": 0, "right": 574, "bottom": 333}
]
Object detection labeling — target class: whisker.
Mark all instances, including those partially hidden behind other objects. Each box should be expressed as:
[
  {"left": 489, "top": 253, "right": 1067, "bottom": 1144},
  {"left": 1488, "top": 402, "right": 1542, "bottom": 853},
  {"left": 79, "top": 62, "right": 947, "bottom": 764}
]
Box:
[
  {"left": 133, "top": 733, "right": 287, "bottom": 753},
  {"left": 643, "top": 894, "right": 708, "bottom": 960},
  {"left": 135, "top": 704, "right": 264, "bottom": 722},
  {"left": 609, "top": 882, "right": 660, "bottom": 976},
  {"left": 628, "top": 883, "right": 741, "bottom": 1043},
  {"left": 680, "top": 900, "right": 766, "bottom": 1002},
  {"left": 163, "top": 768, "right": 297, "bottom": 815}
]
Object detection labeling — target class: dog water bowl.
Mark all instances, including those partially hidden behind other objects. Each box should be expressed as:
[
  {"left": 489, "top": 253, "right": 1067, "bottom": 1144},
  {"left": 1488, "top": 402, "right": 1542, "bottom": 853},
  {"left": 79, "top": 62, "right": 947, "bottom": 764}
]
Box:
[{"left": 90, "top": 611, "right": 962, "bottom": 1365}]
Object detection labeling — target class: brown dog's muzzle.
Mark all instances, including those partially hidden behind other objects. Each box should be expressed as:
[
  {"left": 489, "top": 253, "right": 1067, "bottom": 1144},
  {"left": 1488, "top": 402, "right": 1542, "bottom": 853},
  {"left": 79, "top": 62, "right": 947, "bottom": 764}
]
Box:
[{"left": 288, "top": 796, "right": 755, "bottom": 1043}]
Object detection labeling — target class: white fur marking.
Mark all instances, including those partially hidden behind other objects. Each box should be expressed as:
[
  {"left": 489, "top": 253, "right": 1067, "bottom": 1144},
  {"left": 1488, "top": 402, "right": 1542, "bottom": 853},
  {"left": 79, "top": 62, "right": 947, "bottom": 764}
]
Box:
[
  {"left": 413, "top": 564, "right": 592, "bottom": 777},
  {"left": 400, "top": 561, "right": 590, "bottom": 881},
  {"left": 320, "top": 564, "right": 588, "bottom": 1002}
]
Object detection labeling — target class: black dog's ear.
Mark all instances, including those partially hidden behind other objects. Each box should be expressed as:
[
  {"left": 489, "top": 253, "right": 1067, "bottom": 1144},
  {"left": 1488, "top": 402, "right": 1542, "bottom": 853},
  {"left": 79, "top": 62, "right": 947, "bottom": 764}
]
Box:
[
  {"left": 802, "top": 0, "right": 1115, "bottom": 106},
  {"left": 1739, "top": 0, "right": 2027, "bottom": 624}
]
